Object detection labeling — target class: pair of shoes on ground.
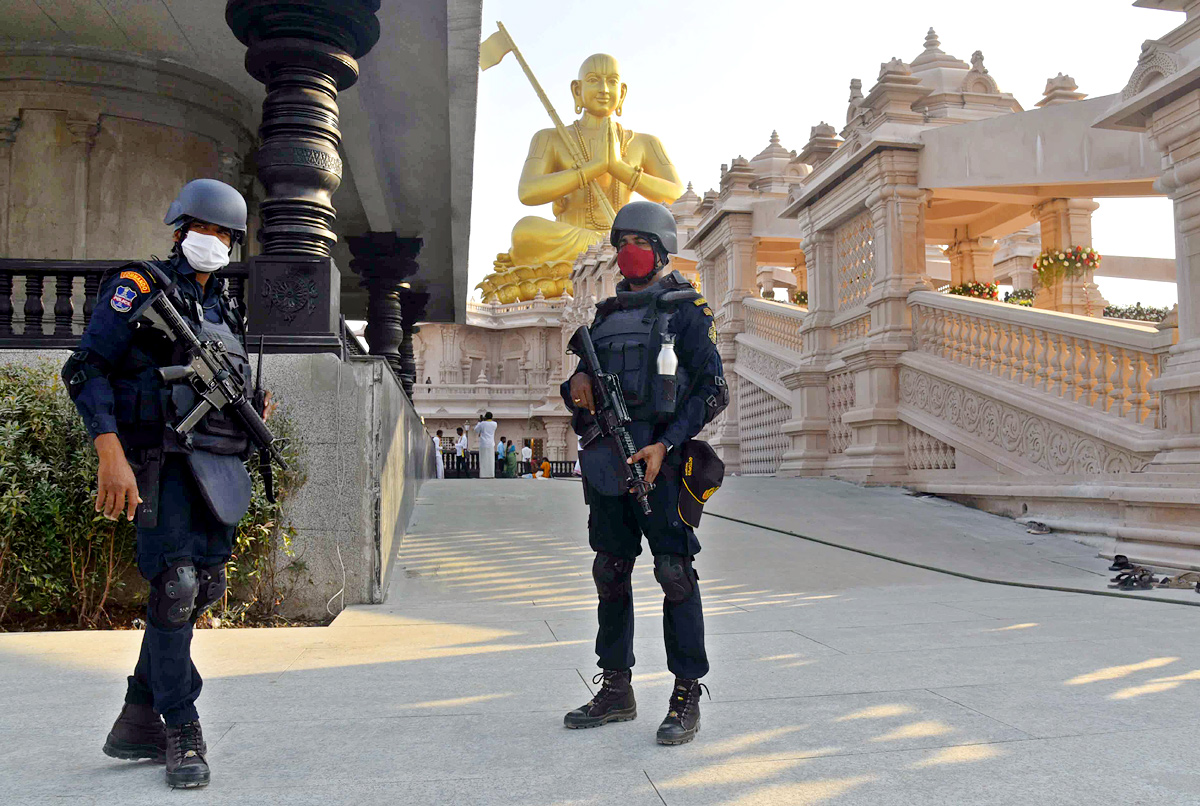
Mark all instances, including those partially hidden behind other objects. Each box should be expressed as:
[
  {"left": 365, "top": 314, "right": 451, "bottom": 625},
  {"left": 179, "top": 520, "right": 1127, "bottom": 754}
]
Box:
[
  {"left": 103, "top": 703, "right": 210, "bottom": 788},
  {"left": 563, "top": 669, "right": 709, "bottom": 745}
]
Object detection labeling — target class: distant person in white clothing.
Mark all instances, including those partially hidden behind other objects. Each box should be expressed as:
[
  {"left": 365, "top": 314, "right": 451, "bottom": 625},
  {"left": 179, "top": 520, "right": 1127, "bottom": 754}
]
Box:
[
  {"left": 520, "top": 443, "right": 532, "bottom": 475},
  {"left": 474, "top": 412, "right": 497, "bottom": 478},
  {"left": 454, "top": 427, "right": 468, "bottom": 477},
  {"left": 433, "top": 430, "right": 445, "bottom": 479}
]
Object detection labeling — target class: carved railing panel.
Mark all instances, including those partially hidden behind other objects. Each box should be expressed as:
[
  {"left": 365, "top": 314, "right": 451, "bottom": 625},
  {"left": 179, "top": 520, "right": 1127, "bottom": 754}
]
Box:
[
  {"left": 827, "top": 369, "right": 855, "bottom": 454},
  {"left": 835, "top": 211, "right": 874, "bottom": 313},
  {"left": 742, "top": 297, "right": 804, "bottom": 355},
  {"left": 833, "top": 313, "right": 870, "bottom": 348},
  {"left": 905, "top": 424, "right": 956, "bottom": 470},
  {"left": 910, "top": 291, "right": 1173, "bottom": 430},
  {"left": 737, "top": 381, "right": 791, "bottom": 475},
  {"left": 900, "top": 366, "right": 1153, "bottom": 474}
]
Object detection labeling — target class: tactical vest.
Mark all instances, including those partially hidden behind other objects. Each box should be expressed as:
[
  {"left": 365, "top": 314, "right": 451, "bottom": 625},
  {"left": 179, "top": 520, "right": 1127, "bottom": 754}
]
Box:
[
  {"left": 589, "top": 273, "right": 698, "bottom": 424},
  {"left": 105, "top": 260, "right": 252, "bottom": 456}
]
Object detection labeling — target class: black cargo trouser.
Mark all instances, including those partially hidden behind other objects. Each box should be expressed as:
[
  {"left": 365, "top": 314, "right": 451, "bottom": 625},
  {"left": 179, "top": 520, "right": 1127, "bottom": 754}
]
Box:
[{"left": 586, "top": 459, "right": 708, "bottom": 680}]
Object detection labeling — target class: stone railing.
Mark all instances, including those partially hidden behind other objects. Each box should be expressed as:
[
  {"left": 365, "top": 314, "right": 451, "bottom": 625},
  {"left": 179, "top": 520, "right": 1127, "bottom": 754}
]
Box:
[
  {"left": 742, "top": 297, "right": 804, "bottom": 355},
  {"left": 909, "top": 291, "right": 1174, "bottom": 429},
  {"left": 0, "top": 259, "right": 249, "bottom": 349},
  {"left": 413, "top": 383, "right": 550, "bottom": 400}
]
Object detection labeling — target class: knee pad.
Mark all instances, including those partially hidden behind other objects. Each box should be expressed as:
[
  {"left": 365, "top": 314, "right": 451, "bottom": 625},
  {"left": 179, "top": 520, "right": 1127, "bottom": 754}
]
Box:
[
  {"left": 654, "top": 554, "right": 696, "bottom": 603},
  {"left": 149, "top": 561, "right": 198, "bottom": 628},
  {"left": 592, "top": 552, "right": 634, "bottom": 603},
  {"left": 193, "top": 564, "right": 227, "bottom": 618}
]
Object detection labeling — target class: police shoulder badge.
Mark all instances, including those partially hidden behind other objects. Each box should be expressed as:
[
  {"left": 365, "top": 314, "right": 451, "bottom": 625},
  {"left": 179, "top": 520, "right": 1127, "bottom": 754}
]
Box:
[
  {"left": 110, "top": 284, "right": 138, "bottom": 313},
  {"left": 708, "top": 323, "right": 717, "bottom": 344},
  {"left": 119, "top": 270, "right": 151, "bottom": 293},
  {"left": 702, "top": 306, "right": 713, "bottom": 317},
  {"left": 693, "top": 297, "right": 707, "bottom": 306}
]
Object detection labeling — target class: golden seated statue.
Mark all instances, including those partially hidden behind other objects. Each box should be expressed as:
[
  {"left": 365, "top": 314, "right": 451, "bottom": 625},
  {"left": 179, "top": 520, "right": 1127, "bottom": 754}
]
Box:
[{"left": 477, "top": 53, "right": 684, "bottom": 303}]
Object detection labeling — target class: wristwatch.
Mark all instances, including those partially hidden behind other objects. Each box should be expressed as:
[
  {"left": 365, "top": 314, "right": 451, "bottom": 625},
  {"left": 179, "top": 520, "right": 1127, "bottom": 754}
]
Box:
[{"left": 658, "top": 438, "right": 675, "bottom": 454}]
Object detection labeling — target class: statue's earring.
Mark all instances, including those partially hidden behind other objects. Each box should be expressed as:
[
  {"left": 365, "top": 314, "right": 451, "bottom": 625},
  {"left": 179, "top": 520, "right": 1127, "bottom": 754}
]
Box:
[
  {"left": 616, "top": 102, "right": 623, "bottom": 117},
  {"left": 574, "top": 101, "right": 582, "bottom": 115}
]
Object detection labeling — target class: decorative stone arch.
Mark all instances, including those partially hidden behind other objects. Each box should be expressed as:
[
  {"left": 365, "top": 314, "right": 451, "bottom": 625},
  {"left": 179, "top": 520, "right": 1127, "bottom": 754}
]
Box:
[{"left": 1121, "top": 45, "right": 1184, "bottom": 100}]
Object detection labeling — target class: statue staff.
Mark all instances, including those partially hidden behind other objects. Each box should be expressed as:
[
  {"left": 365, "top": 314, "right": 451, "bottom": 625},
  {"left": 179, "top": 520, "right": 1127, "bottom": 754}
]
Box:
[{"left": 479, "top": 21, "right": 618, "bottom": 223}]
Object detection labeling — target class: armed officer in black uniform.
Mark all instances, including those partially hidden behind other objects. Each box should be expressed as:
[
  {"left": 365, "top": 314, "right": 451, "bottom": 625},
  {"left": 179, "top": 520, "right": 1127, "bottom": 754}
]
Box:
[
  {"left": 562, "top": 201, "right": 728, "bottom": 745},
  {"left": 61, "top": 178, "right": 272, "bottom": 789}
]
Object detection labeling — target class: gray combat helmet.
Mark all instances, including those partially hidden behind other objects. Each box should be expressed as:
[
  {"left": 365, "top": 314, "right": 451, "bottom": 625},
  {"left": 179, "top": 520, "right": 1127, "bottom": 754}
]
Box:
[
  {"left": 609, "top": 201, "right": 678, "bottom": 256},
  {"left": 164, "top": 178, "right": 248, "bottom": 243}
]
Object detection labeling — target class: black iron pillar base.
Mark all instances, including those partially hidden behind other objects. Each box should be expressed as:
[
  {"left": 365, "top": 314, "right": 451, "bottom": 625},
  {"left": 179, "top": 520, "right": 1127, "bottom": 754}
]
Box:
[
  {"left": 348, "top": 234, "right": 422, "bottom": 383},
  {"left": 397, "top": 288, "right": 430, "bottom": 398},
  {"left": 247, "top": 255, "right": 343, "bottom": 354},
  {"left": 226, "top": 0, "right": 380, "bottom": 351}
]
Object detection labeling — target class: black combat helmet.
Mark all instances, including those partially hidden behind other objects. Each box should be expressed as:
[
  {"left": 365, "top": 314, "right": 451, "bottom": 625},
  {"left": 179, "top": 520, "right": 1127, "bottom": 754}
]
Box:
[
  {"left": 164, "top": 178, "right": 248, "bottom": 244},
  {"left": 610, "top": 201, "right": 678, "bottom": 261}
]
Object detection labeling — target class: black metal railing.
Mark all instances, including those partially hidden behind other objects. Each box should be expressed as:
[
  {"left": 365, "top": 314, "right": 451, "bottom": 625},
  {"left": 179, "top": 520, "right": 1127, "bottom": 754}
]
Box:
[
  {"left": 439, "top": 451, "right": 576, "bottom": 479},
  {"left": 0, "top": 259, "right": 250, "bottom": 349}
]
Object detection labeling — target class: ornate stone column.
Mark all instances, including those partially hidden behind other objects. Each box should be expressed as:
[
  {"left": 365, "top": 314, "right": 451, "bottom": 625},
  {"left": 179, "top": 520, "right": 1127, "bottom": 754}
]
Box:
[
  {"left": 943, "top": 236, "right": 996, "bottom": 286},
  {"left": 838, "top": 152, "right": 927, "bottom": 483},
  {"left": 347, "top": 232, "right": 421, "bottom": 382},
  {"left": 779, "top": 228, "right": 835, "bottom": 476},
  {"left": 226, "top": 0, "right": 380, "bottom": 352},
  {"left": 1032, "top": 198, "right": 1108, "bottom": 317},
  {"left": 1147, "top": 97, "right": 1200, "bottom": 471},
  {"left": 0, "top": 117, "right": 20, "bottom": 257},
  {"left": 66, "top": 116, "right": 100, "bottom": 260},
  {"left": 397, "top": 286, "right": 430, "bottom": 398}
]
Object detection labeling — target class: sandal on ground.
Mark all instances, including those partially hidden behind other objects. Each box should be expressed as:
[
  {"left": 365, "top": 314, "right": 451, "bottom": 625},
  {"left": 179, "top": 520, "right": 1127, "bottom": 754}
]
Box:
[
  {"left": 1108, "top": 555, "right": 1133, "bottom": 572},
  {"left": 1157, "top": 572, "right": 1200, "bottom": 589},
  {"left": 1109, "top": 568, "right": 1157, "bottom": 590},
  {"left": 1026, "top": 521, "right": 1051, "bottom": 535}
]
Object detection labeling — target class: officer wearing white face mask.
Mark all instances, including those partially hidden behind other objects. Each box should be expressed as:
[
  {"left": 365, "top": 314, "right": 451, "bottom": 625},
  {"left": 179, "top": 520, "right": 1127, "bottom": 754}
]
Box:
[{"left": 61, "top": 178, "right": 275, "bottom": 789}]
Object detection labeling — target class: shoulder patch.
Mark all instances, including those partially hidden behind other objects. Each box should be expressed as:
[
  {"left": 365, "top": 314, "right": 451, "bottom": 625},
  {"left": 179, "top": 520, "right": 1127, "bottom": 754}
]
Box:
[
  {"left": 702, "top": 306, "right": 713, "bottom": 317},
  {"left": 119, "top": 270, "right": 151, "bottom": 294},
  {"left": 109, "top": 284, "right": 138, "bottom": 313},
  {"left": 708, "top": 323, "right": 718, "bottom": 344},
  {"left": 694, "top": 297, "right": 707, "bottom": 306}
]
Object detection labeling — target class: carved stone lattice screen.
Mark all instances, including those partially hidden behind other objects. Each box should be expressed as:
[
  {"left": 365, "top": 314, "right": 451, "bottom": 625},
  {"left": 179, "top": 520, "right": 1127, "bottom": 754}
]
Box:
[
  {"left": 827, "top": 370, "right": 856, "bottom": 454},
  {"left": 905, "top": 424, "right": 956, "bottom": 470},
  {"left": 835, "top": 211, "right": 875, "bottom": 312},
  {"left": 737, "top": 383, "right": 791, "bottom": 475},
  {"left": 709, "top": 252, "right": 729, "bottom": 316}
]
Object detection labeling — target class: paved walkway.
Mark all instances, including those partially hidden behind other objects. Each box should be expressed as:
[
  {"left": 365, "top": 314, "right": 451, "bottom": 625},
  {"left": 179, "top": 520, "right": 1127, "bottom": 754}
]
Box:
[{"left": 3, "top": 477, "right": 1200, "bottom": 804}]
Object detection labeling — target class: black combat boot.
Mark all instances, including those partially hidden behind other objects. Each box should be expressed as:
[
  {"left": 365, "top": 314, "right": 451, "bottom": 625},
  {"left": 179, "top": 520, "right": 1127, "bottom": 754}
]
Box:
[
  {"left": 103, "top": 702, "right": 166, "bottom": 762},
  {"left": 564, "top": 670, "right": 637, "bottom": 728},
  {"left": 656, "top": 677, "right": 708, "bottom": 745},
  {"left": 164, "top": 721, "right": 210, "bottom": 788}
]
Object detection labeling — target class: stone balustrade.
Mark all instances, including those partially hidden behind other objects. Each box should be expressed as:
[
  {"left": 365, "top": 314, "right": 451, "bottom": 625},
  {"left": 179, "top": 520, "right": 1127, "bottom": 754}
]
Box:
[
  {"left": 742, "top": 297, "right": 804, "bottom": 355},
  {"left": 0, "top": 259, "right": 249, "bottom": 348},
  {"left": 909, "top": 290, "right": 1174, "bottom": 429}
]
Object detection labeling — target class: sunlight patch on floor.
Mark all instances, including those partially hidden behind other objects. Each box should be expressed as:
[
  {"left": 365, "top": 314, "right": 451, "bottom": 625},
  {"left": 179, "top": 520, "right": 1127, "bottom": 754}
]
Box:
[{"left": 1065, "top": 657, "right": 1178, "bottom": 686}]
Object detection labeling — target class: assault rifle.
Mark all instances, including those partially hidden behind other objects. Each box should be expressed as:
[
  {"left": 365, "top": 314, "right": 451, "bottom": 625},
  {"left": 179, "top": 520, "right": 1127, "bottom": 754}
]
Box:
[
  {"left": 567, "top": 326, "right": 653, "bottom": 515},
  {"left": 130, "top": 267, "right": 288, "bottom": 486}
]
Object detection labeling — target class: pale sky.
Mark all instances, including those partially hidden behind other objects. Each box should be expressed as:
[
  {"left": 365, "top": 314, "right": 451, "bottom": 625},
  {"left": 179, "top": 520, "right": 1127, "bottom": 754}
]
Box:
[{"left": 470, "top": 0, "right": 1181, "bottom": 308}]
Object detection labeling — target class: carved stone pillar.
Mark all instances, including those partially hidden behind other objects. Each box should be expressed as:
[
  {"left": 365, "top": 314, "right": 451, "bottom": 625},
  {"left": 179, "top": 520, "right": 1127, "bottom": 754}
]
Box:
[
  {"left": 943, "top": 236, "right": 996, "bottom": 286},
  {"left": 0, "top": 117, "right": 20, "bottom": 257},
  {"left": 545, "top": 420, "right": 571, "bottom": 461},
  {"left": 779, "top": 228, "right": 834, "bottom": 476},
  {"left": 347, "top": 233, "right": 420, "bottom": 380},
  {"left": 398, "top": 287, "right": 430, "bottom": 398},
  {"left": 66, "top": 116, "right": 100, "bottom": 260},
  {"left": 837, "top": 157, "right": 927, "bottom": 483},
  {"left": 1032, "top": 198, "right": 1108, "bottom": 317},
  {"left": 1146, "top": 92, "right": 1200, "bottom": 471},
  {"left": 226, "top": 0, "right": 380, "bottom": 352}
]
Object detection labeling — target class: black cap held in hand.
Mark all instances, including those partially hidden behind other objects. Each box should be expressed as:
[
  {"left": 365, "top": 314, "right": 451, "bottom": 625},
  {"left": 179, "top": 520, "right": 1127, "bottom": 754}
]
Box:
[{"left": 677, "top": 440, "right": 725, "bottom": 529}]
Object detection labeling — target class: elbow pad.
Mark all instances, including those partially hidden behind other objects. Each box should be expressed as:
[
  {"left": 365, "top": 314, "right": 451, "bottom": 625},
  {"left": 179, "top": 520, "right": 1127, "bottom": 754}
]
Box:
[
  {"left": 61, "top": 350, "right": 110, "bottom": 401},
  {"left": 703, "top": 375, "right": 729, "bottom": 425}
]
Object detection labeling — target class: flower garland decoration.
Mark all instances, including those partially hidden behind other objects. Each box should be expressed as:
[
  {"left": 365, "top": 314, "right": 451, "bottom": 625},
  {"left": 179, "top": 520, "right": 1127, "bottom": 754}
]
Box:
[
  {"left": 792, "top": 290, "right": 808, "bottom": 306},
  {"left": 1004, "top": 288, "right": 1035, "bottom": 307},
  {"left": 946, "top": 281, "right": 998, "bottom": 300},
  {"left": 1034, "top": 246, "right": 1101, "bottom": 286}
]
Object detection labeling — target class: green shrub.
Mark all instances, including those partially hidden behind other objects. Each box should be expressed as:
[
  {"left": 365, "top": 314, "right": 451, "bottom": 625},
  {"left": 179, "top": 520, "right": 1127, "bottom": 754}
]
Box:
[
  {"left": 0, "top": 362, "right": 306, "bottom": 630},
  {"left": 1103, "top": 303, "right": 1171, "bottom": 323}
]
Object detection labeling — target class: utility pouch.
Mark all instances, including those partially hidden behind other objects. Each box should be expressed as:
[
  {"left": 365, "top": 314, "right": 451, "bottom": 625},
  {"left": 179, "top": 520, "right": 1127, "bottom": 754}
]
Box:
[{"left": 130, "top": 448, "right": 163, "bottom": 529}]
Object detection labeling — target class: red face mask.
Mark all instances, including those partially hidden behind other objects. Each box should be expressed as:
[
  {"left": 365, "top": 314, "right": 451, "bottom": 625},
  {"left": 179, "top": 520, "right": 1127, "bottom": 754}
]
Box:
[{"left": 616, "top": 243, "right": 657, "bottom": 280}]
